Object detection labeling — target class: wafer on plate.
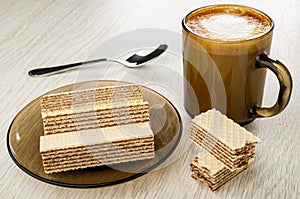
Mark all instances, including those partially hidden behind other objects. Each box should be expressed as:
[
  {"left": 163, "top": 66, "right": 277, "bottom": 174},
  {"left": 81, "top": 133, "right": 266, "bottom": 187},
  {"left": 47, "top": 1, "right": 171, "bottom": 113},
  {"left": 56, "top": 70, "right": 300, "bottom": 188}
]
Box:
[
  {"left": 190, "top": 149, "right": 247, "bottom": 192},
  {"left": 39, "top": 84, "right": 155, "bottom": 173},
  {"left": 40, "top": 123, "right": 154, "bottom": 174},
  {"left": 41, "top": 84, "right": 143, "bottom": 116},
  {"left": 41, "top": 84, "right": 145, "bottom": 135},
  {"left": 43, "top": 102, "right": 150, "bottom": 135},
  {"left": 190, "top": 109, "right": 261, "bottom": 170}
]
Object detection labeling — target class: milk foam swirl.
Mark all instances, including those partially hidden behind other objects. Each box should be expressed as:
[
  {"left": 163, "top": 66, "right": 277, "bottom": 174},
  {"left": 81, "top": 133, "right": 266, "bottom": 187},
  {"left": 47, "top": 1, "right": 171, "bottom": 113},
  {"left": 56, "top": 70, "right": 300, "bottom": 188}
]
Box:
[{"left": 186, "top": 13, "right": 271, "bottom": 41}]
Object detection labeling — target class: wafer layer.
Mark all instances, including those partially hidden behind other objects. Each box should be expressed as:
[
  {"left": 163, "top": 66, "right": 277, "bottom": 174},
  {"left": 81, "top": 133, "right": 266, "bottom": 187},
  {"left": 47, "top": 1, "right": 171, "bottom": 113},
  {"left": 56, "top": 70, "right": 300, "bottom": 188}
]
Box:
[
  {"left": 190, "top": 151, "right": 247, "bottom": 192},
  {"left": 191, "top": 168, "right": 246, "bottom": 192},
  {"left": 191, "top": 126, "right": 255, "bottom": 170},
  {"left": 191, "top": 122, "right": 256, "bottom": 155},
  {"left": 40, "top": 123, "right": 155, "bottom": 173},
  {"left": 43, "top": 102, "right": 150, "bottom": 135},
  {"left": 41, "top": 84, "right": 143, "bottom": 117},
  {"left": 191, "top": 125, "right": 255, "bottom": 158},
  {"left": 191, "top": 109, "right": 261, "bottom": 151}
]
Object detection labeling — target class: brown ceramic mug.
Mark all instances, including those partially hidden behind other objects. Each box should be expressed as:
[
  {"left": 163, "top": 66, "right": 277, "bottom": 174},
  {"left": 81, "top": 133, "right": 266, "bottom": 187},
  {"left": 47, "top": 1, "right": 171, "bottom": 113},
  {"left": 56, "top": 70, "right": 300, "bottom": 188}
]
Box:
[{"left": 182, "top": 4, "right": 292, "bottom": 125}]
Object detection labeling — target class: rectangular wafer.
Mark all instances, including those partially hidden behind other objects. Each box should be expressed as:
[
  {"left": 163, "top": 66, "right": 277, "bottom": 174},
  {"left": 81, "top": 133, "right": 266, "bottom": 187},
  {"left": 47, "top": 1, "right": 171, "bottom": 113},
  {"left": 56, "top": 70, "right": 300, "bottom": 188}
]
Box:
[
  {"left": 190, "top": 150, "right": 247, "bottom": 192},
  {"left": 43, "top": 102, "right": 150, "bottom": 135},
  {"left": 190, "top": 109, "right": 261, "bottom": 170},
  {"left": 40, "top": 123, "right": 154, "bottom": 173},
  {"left": 41, "top": 84, "right": 143, "bottom": 118}
]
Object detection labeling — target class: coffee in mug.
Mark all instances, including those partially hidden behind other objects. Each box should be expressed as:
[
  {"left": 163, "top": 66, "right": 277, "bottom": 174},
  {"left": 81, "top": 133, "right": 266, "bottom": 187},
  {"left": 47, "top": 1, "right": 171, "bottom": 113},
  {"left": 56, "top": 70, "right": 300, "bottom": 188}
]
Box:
[{"left": 182, "top": 4, "right": 292, "bottom": 124}]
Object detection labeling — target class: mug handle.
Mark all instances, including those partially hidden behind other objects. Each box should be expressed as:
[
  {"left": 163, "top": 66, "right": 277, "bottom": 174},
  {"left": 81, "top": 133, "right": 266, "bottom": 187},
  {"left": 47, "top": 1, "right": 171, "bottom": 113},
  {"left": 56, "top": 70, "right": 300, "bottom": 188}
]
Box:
[{"left": 248, "top": 53, "right": 293, "bottom": 118}]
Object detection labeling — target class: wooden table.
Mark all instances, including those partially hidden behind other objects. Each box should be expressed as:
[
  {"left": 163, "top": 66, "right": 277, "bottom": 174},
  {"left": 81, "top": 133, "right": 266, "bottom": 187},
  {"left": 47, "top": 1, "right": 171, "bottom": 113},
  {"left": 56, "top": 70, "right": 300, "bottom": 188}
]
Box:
[{"left": 1, "top": 0, "right": 299, "bottom": 198}]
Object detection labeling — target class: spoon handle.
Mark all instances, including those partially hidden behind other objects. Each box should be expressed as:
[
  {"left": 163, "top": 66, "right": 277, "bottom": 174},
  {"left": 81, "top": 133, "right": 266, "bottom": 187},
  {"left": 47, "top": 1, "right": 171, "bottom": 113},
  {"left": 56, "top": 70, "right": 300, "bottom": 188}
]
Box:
[{"left": 28, "top": 58, "right": 107, "bottom": 77}]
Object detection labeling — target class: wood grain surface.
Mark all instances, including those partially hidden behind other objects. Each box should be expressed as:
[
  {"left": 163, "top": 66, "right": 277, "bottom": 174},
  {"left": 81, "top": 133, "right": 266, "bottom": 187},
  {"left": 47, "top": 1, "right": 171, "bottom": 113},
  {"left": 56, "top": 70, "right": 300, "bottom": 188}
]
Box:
[{"left": 1, "top": 0, "right": 299, "bottom": 198}]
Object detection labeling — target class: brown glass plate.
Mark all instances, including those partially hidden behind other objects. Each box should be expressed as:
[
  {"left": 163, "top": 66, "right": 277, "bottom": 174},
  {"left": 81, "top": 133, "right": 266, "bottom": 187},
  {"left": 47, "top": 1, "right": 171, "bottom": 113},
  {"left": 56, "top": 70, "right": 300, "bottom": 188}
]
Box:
[{"left": 7, "top": 80, "right": 182, "bottom": 188}]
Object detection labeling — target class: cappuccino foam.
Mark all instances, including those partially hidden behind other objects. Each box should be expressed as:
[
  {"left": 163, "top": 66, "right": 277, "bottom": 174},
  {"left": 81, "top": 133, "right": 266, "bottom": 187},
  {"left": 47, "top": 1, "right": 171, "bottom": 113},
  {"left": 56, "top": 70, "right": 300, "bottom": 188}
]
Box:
[{"left": 186, "top": 12, "right": 271, "bottom": 41}]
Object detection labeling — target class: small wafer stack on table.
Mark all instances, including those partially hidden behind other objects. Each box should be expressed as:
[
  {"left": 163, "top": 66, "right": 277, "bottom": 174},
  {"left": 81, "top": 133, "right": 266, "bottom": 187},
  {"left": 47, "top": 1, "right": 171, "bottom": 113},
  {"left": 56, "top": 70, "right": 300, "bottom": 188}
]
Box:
[
  {"left": 190, "top": 109, "right": 261, "bottom": 192},
  {"left": 190, "top": 149, "right": 248, "bottom": 192},
  {"left": 39, "top": 84, "right": 155, "bottom": 174}
]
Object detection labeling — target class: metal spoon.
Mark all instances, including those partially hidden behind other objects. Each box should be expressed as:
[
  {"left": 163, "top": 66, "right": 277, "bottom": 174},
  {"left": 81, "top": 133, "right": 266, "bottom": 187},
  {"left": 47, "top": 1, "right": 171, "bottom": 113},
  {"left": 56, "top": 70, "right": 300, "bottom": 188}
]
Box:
[{"left": 28, "top": 44, "right": 168, "bottom": 77}]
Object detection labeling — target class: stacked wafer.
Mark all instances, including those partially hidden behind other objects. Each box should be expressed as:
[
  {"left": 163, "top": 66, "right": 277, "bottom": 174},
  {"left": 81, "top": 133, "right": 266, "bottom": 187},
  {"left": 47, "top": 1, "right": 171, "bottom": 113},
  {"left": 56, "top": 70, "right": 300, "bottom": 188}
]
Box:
[
  {"left": 190, "top": 109, "right": 261, "bottom": 192},
  {"left": 190, "top": 149, "right": 247, "bottom": 192},
  {"left": 39, "top": 84, "right": 155, "bottom": 174},
  {"left": 41, "top": 84, "right": 147, "bottom": 135}
]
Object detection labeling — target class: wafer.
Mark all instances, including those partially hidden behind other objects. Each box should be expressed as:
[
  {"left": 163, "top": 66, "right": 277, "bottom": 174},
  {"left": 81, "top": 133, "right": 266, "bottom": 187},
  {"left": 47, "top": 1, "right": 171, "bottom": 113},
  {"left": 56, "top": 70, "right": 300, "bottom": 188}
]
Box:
[
  {"left": 40, "top": 123, "right": 154, "bottom": 173},
  {"left": 43, "top": 102, "right": 150, "bottom": 135},
  {"left": 41, "top": 84, "right": 143, "bottom": 118},
  {"left": 190, "top": 109, "right": 261, "bottom": 170},
  {"left": 190, "top": 150, "right": 247, "bottom": 192}
]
